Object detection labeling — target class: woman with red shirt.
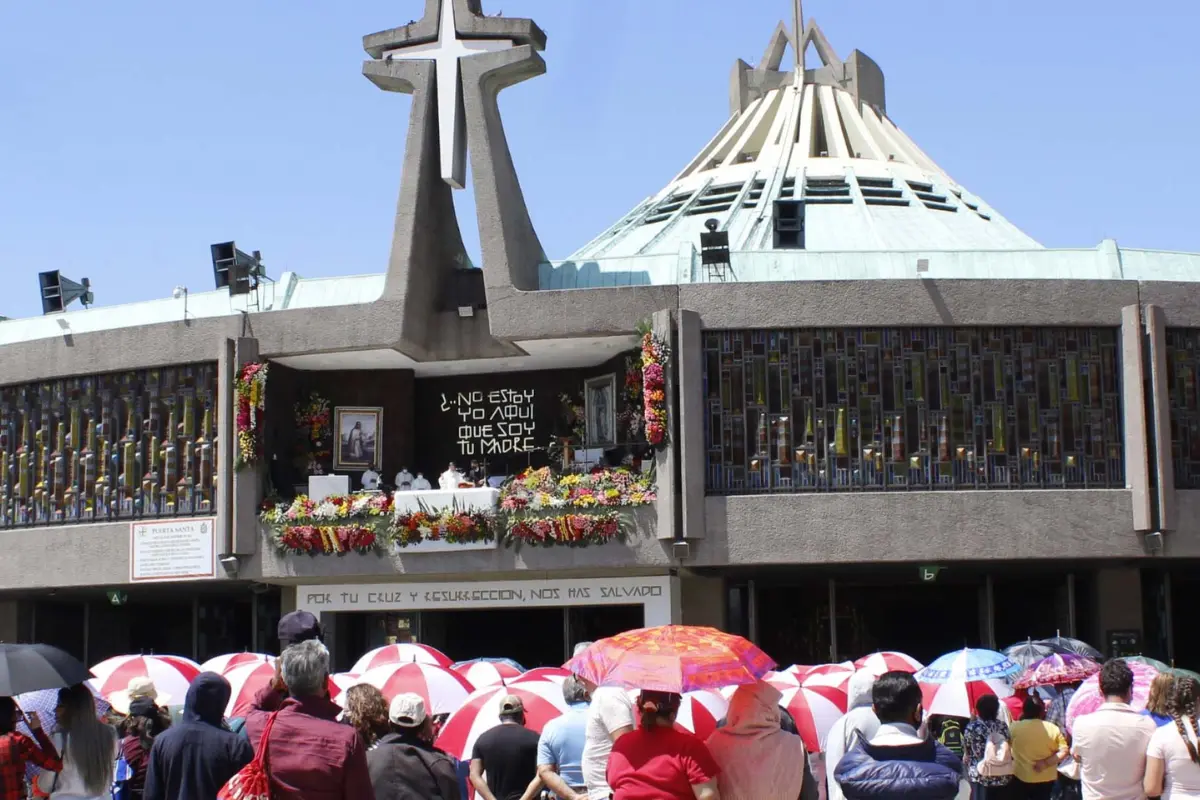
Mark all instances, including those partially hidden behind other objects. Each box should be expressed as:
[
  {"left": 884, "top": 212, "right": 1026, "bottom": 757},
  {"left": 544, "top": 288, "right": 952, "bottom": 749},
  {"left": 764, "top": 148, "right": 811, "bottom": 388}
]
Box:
[{"left": 606, "top": 690, "right": 721, "bottom": 800}]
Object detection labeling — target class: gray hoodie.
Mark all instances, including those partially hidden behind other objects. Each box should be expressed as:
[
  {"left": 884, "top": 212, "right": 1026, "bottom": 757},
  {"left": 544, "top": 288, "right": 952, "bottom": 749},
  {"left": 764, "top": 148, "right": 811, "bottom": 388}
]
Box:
[{"left": 823, "top": 670, "right": 882, "bottom": 800}]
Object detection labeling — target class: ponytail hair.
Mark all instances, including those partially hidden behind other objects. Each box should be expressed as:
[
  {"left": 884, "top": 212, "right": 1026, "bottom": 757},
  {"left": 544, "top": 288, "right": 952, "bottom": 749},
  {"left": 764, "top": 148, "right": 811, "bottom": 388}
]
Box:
[
  {"left": 637, "top": 690, "right": 681, "bottom": 730},
  {"left": 1168, "top": 676, "right": 1200, "bottom": 765}
]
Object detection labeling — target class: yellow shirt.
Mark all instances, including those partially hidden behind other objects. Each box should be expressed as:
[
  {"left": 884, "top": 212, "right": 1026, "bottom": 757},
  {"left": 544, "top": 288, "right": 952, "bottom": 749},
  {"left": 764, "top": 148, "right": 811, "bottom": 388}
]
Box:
[{"left": 1009, "top": 719, "right": 1068, "bottom": 783}]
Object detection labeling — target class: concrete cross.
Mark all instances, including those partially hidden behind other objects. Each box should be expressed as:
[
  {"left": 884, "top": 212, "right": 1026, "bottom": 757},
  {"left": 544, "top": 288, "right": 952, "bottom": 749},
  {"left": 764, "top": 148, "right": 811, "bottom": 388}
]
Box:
[{"left": 380, "top": 1, "right": 515, "bottom": 189}]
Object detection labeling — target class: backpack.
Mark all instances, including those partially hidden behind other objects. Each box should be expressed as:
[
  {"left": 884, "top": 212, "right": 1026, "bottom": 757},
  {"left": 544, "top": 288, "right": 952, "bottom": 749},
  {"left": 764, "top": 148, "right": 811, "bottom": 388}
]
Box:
[
  {"left": 938, "top": 718, "right": 964, "bottom": 757},
  {"left": 218, "top": 710, "right": 279, "bottom": 800}
]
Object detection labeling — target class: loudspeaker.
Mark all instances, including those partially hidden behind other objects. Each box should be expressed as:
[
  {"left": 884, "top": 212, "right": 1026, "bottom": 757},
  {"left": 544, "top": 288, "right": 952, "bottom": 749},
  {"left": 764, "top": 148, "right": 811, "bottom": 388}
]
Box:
[
  {"left": 773, "top": 200, "right": 806, "bottom": 249},
  {"left": 38, "top": 271, "right": 93, "bottom": 314},
  {"left": 210, "top": 242, "right": 260, "bottom": 295}
]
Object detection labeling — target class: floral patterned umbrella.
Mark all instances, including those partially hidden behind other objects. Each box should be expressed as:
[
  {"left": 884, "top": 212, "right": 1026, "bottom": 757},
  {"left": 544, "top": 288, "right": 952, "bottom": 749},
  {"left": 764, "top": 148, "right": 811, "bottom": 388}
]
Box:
[
  {"left": 1065, "top": 661, "right": 1158, "bottom": 733},
  {"left": 1012, "top": 653, "right": 1101, "bottom": 690},
  {"left": 565, "top": 625, "right": 776, "bottom": 693}
]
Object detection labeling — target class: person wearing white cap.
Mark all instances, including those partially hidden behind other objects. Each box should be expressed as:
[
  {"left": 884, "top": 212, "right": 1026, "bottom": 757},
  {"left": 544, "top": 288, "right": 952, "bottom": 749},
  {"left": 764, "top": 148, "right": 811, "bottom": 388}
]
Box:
[
  {"left": 109, "top": 677, "right": 170, "bottom": 718},
  {"left": 366, "top": 693, "right": 460, "bottom": 800}
]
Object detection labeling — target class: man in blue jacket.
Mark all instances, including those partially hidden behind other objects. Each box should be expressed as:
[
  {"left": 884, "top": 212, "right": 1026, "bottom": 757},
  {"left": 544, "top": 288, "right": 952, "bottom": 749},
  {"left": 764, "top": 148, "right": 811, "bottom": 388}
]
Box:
[
  {"left": 144, "top": 672, "right": 254, "bottom": 800},
  {"left": 833, "top": 671, "right": 968, "bottom": 800}
]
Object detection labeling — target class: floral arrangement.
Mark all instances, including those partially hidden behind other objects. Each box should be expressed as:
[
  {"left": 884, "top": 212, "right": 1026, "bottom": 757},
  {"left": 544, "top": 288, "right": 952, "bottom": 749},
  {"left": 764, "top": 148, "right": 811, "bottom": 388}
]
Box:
[
  {"left": 234, "top": 362, "right": 269, "bottom": 470},
  {"left": 261, "top": 492, "right": 394, "bottom": 555},
  {"left": 393, "top": 501, "right": 495, "bottom": 548},
  {"left": 617, "top": 354, "right": 644, "bottom": 441},
  {"left": 293, "top": 392, "right": 332, "bottom": 473},
  {"left": 508, "top": 512, "right": 622, "bottom": 547},
  {"left": 499, "top": 466, "right": 654, "bottom": 547},
  {"left": 559, "top": 392, "right": 586, "bottom": 442},
  {"left": 499, "top": 466, "right": 655, "bottom": 512},
  {"left": 641, "top": 330, "right": 670, "bottom": 447}
]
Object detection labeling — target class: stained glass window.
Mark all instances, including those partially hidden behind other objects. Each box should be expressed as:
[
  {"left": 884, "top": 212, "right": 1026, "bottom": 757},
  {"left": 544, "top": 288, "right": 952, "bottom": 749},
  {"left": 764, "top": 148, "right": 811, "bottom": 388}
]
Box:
[
  {"left": 703, "top": 328, "right": 1122, "bottom": 493},
  {"left": 0, "top": 364, "right": 219, "bottom": 528},
  {"left": 1166, "top": 328, "right": 1200, "bottom": 489}
]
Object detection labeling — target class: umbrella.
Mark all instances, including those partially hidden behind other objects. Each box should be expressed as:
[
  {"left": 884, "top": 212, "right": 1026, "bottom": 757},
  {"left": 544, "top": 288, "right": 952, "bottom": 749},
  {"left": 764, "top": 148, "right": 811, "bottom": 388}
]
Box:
[
  {"left": 786, "top": 662, "right": 855, "bottom": 678},
  {"left": 436, "top": 681, "right": 569, "bottom": 760},
  {"left": 1003, "top": 639, "right": 1060, "bottom": 670},
  {"left": 453, "top": 657, "right": 526, "bottom": 673},
  {"left": 1065, "top": 660, "right": 1158, "bottom": 732},
  {"left": 512, "top": 667, "right": 571, "bottom": 685},
  {"left": 916, "top": 648, "right": 1021, "bottom": 683},
  {"left": 920, "top": 677, "right": 1013, "bottom": 719},
  {"left": 854, "top": 652, "right": 924, "bottom": 675},
  {"left": 1123, "top": 655, "right": 1171, "bottom": 672},
  {"left": 453, "top": 660, "right": 523, "bottom": 689},
  {"left": 351, "top": 643, "right": 453, "bottom": 673},
  {"left": 777, "top": 685, "right": 848, "bottom": 753},
  {"left": 627, "top": 688, "right": 727, "bottom": 740},
  {"left": 89, "top": 655, "right": 200, "bottom": 708},
  {"left": 199, "top": 653, "right": 275, "bottom": 674},
  {"left": 223, "top": 661, "right": 338, "bottom": 718},
  {"left": 330, "top": 673, "right": 361, "bottom": 697},
  {"left": 1037, "top": 636, "right": 1102, "bottom": 660},
  {"left": 565, "top": 625, "right": 776, "bottom": 693},
  {"left": 15, "top": 684, "right": 110, "bottom": 734},
  {"left": 0, "top": 643, "right": 91, "bottom": 696},
  {"left": 345, "top": 662, "right": 474, "bottom": 715},
  {"left": 1012, "top": 653, "right": 1101, "bottom": 690},
  {"left": 1171, "top": 668, "right": 1200, "bottom": 682}
]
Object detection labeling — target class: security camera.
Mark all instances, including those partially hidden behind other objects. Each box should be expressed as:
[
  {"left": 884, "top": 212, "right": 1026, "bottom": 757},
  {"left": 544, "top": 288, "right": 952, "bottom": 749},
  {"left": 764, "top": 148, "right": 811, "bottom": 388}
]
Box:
[{"left": 218, "top": 554, "right": 240, "bottom": 577}]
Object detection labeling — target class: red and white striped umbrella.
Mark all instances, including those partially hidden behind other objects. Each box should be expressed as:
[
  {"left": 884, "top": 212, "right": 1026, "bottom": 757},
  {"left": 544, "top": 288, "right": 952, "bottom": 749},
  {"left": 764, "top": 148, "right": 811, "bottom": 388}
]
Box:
[
  {"left": 855, "top": 652, "right": 924, "bottom": 675},
  {"left": 920, "top": 678, "right": 1013, "bottom": 719},
  {"left": 778, "top": 685, "right": 848, "bottom": 753},
  {"left": 90, "top": 655, "right": 201, "bottom": 705},
  {"left": 222, "top": 662, "right": 339, "bottom": 718},
  {"left": 762, "top": 670, "right": 802, "bottom": 689},
  {"left": 347, "top": 662, "right": 473, "bottom": 715},
  {"left": 330, "top": 673, "right": 360, "bottom": 700},
  {"left": 199, "top": 653, "right": 275, "bottom": 675},
  {"left": 351, "top": 643, "right": 453, "bottom": 673},
  {"left": 436, "top": 681, "right": 569, "bottom": 760},
  {"left": 454, "top": 661, "right": 523, "bottom": 689},
  {"left": 513, "top": 667, "right": 571, "bottom": 685}
]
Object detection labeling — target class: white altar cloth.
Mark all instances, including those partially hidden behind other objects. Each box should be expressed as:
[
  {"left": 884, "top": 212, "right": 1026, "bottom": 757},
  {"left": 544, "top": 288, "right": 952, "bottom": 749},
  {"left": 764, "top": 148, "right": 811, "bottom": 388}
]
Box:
[{"left": 390, "top": 487, "right": 500, "bottom": 553}]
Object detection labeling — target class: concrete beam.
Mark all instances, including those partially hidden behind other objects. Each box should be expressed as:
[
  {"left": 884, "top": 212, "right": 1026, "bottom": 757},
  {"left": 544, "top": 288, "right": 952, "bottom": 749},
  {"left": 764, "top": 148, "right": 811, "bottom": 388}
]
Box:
[
  {"left": 1121, "top": 305, "right": 1152, "bottom": 532},
  {"left": 653, "top": 310, "right": 677, "bottom": 542},
  {"left": 677, "top": 310, "right": 706, "bottom": 541},
  {"left": 1146, "top": 305, "right": 1176, "bottom": 532}
]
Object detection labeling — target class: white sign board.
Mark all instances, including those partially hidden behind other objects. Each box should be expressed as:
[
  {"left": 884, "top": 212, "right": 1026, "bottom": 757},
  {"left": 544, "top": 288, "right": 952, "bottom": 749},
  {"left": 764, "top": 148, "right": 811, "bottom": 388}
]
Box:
[
  {"left": 129, "top": 517, "right": 217, "bottom": 582},
  {"left": 298, "top": 575, "right": 676, "bottom": 627}
]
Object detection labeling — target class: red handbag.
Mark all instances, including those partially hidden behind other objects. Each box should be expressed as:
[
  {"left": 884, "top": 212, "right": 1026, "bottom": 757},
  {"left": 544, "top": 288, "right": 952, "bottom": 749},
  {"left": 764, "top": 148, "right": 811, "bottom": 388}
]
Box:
[{"left": 218, "top": 711, "right": 280, "bottom": 800}]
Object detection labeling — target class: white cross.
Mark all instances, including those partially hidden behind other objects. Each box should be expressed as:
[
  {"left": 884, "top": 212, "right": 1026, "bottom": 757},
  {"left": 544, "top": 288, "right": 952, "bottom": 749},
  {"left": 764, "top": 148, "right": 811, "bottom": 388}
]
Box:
[{"left": 383, "top": 1, "right": 515, "bottom": 189}]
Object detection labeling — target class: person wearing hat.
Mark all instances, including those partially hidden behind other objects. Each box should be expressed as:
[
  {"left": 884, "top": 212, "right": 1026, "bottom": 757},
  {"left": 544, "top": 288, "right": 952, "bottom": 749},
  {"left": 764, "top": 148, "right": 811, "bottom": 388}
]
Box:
[
  {"left": 366, "top": 693, "right": 461, "bottom": 800},
  {"left": 115, "top": 680, "right": 172, "bottom": 800},
  {"left": 470, "top": 695, "right": 542, "bottom": 800},
  {"left": 231, "top": 610, "right": 325, "bottom": 739},
  {"left": 110, "top": 677, "right": 170, "bottom": 720}
]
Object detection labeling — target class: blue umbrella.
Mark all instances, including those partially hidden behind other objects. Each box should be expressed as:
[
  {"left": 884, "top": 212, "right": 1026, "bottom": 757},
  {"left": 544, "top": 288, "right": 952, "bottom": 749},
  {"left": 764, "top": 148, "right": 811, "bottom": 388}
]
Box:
[
  {"left": 452, "top": 657, "right": 526, "bottom": 673},
  {"left": 916, "top": 648, "right": 1022, "bottom": 683}
]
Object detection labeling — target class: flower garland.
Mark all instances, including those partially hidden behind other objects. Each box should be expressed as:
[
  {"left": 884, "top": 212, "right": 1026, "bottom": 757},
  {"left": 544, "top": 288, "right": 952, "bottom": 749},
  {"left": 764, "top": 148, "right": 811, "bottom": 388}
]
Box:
[
  {"left": 261, "top": 492, "right": 393, "bottom": 555},
  {"left": 234, "top": 362, "right": 269, "bottom": 470},
  {"left": 508, "top": 512, "right": 622, "bottom": 547},
  {"left": 641, "top": 331, "right": 670, "bottom": 447},
  {"left": 393, "top": 504, "right": 495, "bottom": 548},
  {"left": 499, "top": 467, "right": 653, "bottom": 547}
]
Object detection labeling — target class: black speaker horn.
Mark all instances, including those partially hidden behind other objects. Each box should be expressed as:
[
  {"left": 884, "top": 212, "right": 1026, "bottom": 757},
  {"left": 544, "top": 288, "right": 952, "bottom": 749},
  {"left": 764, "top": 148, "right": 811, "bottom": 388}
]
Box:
[
  {"left": 38, "top": 271, "right": 94, "bottom": 314},
  {"left": 210, "top": 241, "right": 263, "bottom": 296}
]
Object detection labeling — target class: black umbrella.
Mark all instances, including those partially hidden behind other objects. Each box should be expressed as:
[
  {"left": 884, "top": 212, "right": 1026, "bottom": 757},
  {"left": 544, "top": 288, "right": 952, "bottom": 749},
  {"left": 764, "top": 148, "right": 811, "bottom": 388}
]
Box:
[
  {"left": 0, "top": 643, "right": 91, "bottom": 697},
  {"left": 1037, "top": 635, "right": 1103, "bottom": 660},
  {"left": 1003, "top": 639, "right": 1059, "bottom": 670}
]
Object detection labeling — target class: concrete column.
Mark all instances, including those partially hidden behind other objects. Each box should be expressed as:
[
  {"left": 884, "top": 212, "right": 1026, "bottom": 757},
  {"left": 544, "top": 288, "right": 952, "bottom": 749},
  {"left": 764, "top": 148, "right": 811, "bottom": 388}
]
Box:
[
  {"left": 1122, "top": 305, "right": 1152, "bottom": 532},
  {"left": 653, "top": 310, "right": 678, "bottom": 542},
  {"left": 231, "top": 337, "right": 262, "bottom": 555},
  {"left": 677, "top": 310, "right": 706, "bottom": 541},
  {"left": 1146, "top": 305, "right": 1177, "bottom": 532},
  {"left": 678, "top": 572, "right": 726, "bottom": 629},
  {"left": 0, "top": 601, "right": 20, "bottom": 643},
  {"left": 1092, "top": 567, "right": 1143, "bottom": 655},
  {"left": 216, "top": 338, "right": 237, "bottom": 557}
]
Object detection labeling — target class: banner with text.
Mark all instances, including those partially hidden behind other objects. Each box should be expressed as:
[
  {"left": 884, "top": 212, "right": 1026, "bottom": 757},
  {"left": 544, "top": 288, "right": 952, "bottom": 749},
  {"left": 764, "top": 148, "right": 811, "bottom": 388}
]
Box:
[{"left": 298, "top": 575, "right": 675, "bottom": 626}]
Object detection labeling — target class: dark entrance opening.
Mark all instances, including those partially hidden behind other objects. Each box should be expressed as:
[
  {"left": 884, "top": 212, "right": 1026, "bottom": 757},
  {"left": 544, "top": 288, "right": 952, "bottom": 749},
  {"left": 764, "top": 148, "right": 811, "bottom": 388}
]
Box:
[
  {"left": 836, "top": 576, "right": 982, "bottom": 665},
  {"left": 992, "top": 569, "right": 1072, "bottom": 648},
  {"left": 568, "top": 605, "right": 644, "bottom": 650},
  {"left": 422, "top": 608, "right": 566, "bottom": 669}
]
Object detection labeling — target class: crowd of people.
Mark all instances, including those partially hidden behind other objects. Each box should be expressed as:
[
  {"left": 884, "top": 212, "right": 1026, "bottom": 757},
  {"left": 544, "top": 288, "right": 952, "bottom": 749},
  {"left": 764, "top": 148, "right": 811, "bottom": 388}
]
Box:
[{"left": 1, "top": 618, "right": 1198, "bottom": 800}]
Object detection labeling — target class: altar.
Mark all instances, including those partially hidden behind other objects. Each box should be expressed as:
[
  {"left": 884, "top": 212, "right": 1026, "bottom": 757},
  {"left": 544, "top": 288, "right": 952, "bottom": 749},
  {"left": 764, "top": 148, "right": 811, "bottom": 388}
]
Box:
[{"left": 390, "top": 486, "right": 500, "bottom": 554}]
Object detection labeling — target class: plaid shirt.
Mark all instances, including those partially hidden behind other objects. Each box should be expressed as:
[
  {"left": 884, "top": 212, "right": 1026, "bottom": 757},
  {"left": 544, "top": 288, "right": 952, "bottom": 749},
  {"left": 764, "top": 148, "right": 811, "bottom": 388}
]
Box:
[{"left": 0, "top": 730, "right": 61, "bottom": 800}]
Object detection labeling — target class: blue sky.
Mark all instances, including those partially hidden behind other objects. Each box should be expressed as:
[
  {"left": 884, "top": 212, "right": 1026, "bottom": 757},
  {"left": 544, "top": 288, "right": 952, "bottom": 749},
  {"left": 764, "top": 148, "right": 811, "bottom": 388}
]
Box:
[{"left": 2, "top": 0, "right": 1197, "bottom": 318}]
